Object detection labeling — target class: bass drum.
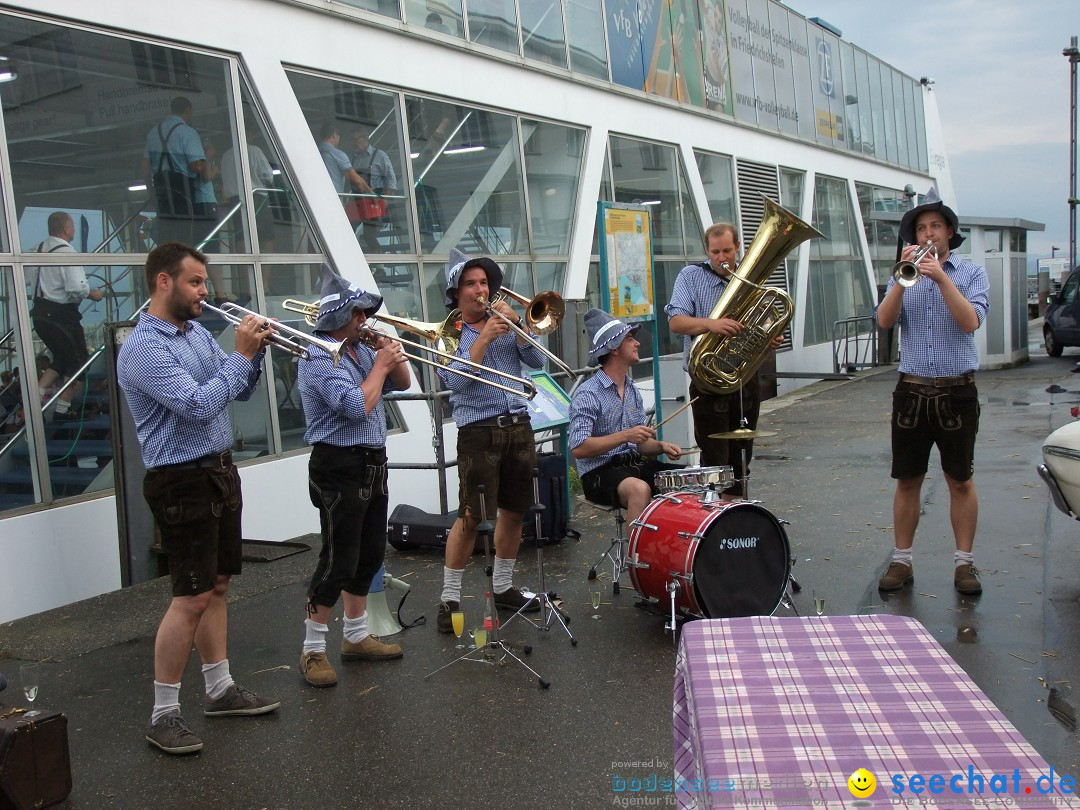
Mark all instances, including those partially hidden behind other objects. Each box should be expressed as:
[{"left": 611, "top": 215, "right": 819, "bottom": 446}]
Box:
[{"left": 628, "top": 494, "right": 790, "bottom": 619}]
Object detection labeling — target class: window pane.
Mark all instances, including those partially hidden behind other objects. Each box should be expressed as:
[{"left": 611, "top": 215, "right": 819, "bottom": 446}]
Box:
[
  {"left": 0, "top": 266, "right": 41, "bottom": 511},
  {"left": 467, "top": 0, "right": 519, "bottom": 54},
  {"left": 694, "top": 150, "right": 737, "bottom": 227},
  {"left": 780, "top": 168, "right": 805, "bottom": 300},
  {"left": 287, "top": 73, "right": 415, "bottom": 255},
  {"left": 336, "top": 0, "right": 401, "bottom": 19},
  {"left": 565, "top": 0, "right": 608, "bottom": 80},
  {"left": 230, "top": 76, "right": 320, "bottom": 255},
  {"left": 2, "top": 14, "right": 240, "bottom": 256},
  {"left": 25, "top": 258, "right": 147, "bottom": 503},
  {"left": 803, "top": 175, "right": 873, "bottom": 346},
  {"left": 521, "top": 1, "right": 567, "bottom": 68},
  {"left": 523, "top": 120, "right": 585, "bottom": 254},
  {"left": 854, "top": 181, "right": 905, "bottom": 289},
  {"left": 406, "top": 96, "right": 528, "bottom": 255},
  {"left": 404, "top": 2, "right": 464, "bottom": 36},
  {"left": 609, "top": 136, "right": 683, "bottom": 255}
]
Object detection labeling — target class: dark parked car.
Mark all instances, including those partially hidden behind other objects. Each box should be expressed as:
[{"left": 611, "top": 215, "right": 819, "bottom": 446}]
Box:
[{"left": 1044, "top": 268, "right": 1080, "bottom": 356}]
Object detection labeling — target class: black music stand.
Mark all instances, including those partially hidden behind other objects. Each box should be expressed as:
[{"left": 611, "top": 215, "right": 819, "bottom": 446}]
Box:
[
  {"left": 502, "top": 469, "right": 575, "bottom": 645},
  {"left": 424, "top": 485, "right": 550, "bottom": 688}
]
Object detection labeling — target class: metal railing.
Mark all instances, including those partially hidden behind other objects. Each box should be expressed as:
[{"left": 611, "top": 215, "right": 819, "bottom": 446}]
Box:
[{"left": 832, "top": 315, "right": 878, "bottom": 374}]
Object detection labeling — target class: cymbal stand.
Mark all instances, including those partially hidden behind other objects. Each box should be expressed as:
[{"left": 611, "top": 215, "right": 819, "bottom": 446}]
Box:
[
  {"left": 424, "top": 485, "right": 550, "bottom": 688},
  {"left": 503, "top": 469, "right": 576, "bottom": 645}
]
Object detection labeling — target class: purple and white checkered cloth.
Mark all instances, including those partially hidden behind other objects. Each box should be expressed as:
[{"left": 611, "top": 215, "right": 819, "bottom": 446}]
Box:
[{"left": 673, "top": 615, "right": 1079, "bottom": 809}]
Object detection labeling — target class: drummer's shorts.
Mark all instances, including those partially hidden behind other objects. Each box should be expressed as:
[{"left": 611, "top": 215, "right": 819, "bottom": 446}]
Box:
[{"left": 581, "top": 454, "right": 682, "bottom": 508}]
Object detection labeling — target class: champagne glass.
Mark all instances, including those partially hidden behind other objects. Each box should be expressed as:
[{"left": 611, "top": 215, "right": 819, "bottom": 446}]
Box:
[
  {"left": 813, "top": 590, "right": 826, "bottom": 616},
  {"left": 20, "top": 662, "right": 40, "bottom": 716},
  {"left": 451, "top": 610, "right": 465, "bottom": 649},
  {"left": 472, "top": 625, "right": 488, "bottom": 649},
  {"left": 590, "top": 584, "right": 602, "bottom": 619}
]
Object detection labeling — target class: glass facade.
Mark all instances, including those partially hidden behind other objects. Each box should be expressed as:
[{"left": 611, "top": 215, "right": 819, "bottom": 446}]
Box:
[
  {"left": 272, "top": 0, "right": 927, "bottom": 173},
  {"left": 0, "top": 2, "right": 934, "bottom": 516}
]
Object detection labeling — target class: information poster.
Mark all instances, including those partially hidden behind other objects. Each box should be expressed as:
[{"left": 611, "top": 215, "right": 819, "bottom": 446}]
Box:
[{"left": 602, "top": 206, "right": 655, "bottom": 320}]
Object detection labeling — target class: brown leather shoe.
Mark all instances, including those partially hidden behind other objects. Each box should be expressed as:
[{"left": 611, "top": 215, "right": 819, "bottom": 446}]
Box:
[
  {"left": 954, "top": 563, "right": 983, "bottom": 595},
  {"left": 341, "top": 634, "right": 403, "bottom": 662},
  {"left": 878, "top": 561, "right": 914, "bottom": 591},
  {"left": 300, "top": 651, "right": 337, "bottom": 687}
]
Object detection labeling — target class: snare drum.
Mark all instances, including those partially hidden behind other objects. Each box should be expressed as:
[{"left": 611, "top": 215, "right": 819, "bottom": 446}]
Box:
[
  {"left": 628, "top": 492, "right": 790, "bottom": 618},
  {"left": 654, "top": 465, "right": 734, "bottom": 493}
]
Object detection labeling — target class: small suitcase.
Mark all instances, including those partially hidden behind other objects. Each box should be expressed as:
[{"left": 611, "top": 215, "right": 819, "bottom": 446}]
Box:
[
  {"left": 387, "top": 504, "right": 458, "bottom": 551},
  {"left": 0, "top": 708, "right": 72, "bottom": 810}
]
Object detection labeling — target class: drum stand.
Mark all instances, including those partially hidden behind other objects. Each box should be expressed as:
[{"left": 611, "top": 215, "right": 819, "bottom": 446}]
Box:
[
  {"left": 503, "top": 469, "right": 576, "bottom": 645},
  {"left": 424, "top": 485, "right": 550, "bottom": 688}
]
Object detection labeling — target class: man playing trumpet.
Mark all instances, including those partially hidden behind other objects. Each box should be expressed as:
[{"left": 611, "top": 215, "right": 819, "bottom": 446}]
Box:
[
  {"left": 570, "top": 309, "right": 683, "bottom": 524},
  {"left": 297, "top": 265, "right": 412, "bottom": 687},
  {"left": 435, "top": 249, "right": 545, "bottom": 633},
  {"left": 117, "top": 242, "right": 280, "bottom": 755}
]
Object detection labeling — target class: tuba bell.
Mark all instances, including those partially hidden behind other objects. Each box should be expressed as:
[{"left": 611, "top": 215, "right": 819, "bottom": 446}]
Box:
[{"left": 687, "top": 197, "right": 823, "bottom": 395}]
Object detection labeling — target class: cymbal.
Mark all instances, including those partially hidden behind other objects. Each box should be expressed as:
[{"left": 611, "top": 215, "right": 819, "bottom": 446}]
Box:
[{"left": 708, "top": 428, "right": 778, "bottom": 440}]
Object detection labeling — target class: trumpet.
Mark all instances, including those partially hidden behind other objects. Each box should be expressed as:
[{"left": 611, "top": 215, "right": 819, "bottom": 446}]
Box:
[
  {"left": 892, "top": 241, "right": 938, "bottom": 287},
  {"left": 281, "top": 299, "right": 536, "bottom": 399},
  {"left": 200, "top": 301, "right": 346, "bottom": 366},
  {"left": 477, "top": 288, "right": 576, "bottom": 380}
]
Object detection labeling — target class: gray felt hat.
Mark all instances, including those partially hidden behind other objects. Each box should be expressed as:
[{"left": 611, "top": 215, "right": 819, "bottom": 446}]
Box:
[
  {"left": 584, "top": 308, "right": 638, "bottom": 367},
  {"left": 313, "top": 264, "right": 382, "bottom": 332},
  {"left": 899, "top": 186, "right": 965, "bottom": 250},
  {"left": 443, "top": 248, "right": 503, "bottom": 309}
]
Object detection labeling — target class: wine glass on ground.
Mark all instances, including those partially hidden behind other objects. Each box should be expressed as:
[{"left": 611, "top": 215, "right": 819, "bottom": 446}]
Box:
[
  {"left": 451, "top": 610, "right": 465, "bottom": 649},
  {"left": 20, "top": 662, "right": 40, "bottom": 716},
  {"left": 813, "top": 590, "right": 826, "bottom": 616},
  {"left": 590, "top": 585, "right": 602, "bottom": 619}
]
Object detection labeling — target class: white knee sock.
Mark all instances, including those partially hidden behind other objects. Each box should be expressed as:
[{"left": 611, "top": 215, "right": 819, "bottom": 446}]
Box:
[
  {"left": 343, "top": 612, "right": 369, "bottom": 643},
  {"left": 493, "top": 556, "right": 515, "bottom": 594},
  {"left": 151, "top": 680, "right": 181, "bottom": 725},
  {"left": 303, "top": 619, "right": 329, "bottom": 655},
  {"left": 201, "top": 659, "right": 233, "bottom": 700},
  {"left": 441, "top": 566, "right": 464, "bottom": 603}
]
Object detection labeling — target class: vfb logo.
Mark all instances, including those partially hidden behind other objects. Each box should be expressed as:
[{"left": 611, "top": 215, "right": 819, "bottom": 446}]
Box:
[{"left": 816, "top": 38, "right": 834, "bottom": 98}]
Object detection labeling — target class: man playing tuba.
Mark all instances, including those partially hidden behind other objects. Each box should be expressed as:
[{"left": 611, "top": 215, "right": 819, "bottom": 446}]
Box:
[{"left": 666, "top": 223, "right": 780, "bottom": 497}]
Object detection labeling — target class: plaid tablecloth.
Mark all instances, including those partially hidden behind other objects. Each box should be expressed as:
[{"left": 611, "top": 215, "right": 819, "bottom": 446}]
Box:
[{"left": 673, "top": 615, "right": 1079, "bottom": 809}]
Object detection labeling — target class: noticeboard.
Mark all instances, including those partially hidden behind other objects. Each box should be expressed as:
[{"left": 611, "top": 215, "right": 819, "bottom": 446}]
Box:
[{"left": 599, "top": 204, "right": 655, "bottom": 321}]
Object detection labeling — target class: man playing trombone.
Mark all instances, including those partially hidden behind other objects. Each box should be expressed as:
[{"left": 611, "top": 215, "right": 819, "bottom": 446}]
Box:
[
  {"left": 297, "top": 265, "right": 411, "bottom": 687},
  {"left": 117, "top": 242, "right": 280, "bottom": 755},
  {"left": 570, "top": 309, "right": 683, "bottom": 524},
  {"left": 435, "top": 249, "right": 545, "bottom": 633}
]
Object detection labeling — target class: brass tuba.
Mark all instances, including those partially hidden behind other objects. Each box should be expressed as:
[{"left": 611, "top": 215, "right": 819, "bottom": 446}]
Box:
[{"left": 687, "top": 197, "right": 823, "bottom": 395}]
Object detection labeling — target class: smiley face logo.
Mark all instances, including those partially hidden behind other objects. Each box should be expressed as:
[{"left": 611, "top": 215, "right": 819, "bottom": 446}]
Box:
[{"left": 848, "top": 768, "right": 876, "bottom": 798}]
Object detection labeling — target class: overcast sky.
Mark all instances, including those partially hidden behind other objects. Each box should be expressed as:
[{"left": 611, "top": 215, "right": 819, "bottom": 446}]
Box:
[{"left": 782, "top": 0, "right": 1077, "bottom": 263}]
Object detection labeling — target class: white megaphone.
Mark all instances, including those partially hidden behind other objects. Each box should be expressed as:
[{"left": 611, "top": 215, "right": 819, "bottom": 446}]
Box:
[{"left": 365, "top": 564, "right": 411, "bottom": 637}]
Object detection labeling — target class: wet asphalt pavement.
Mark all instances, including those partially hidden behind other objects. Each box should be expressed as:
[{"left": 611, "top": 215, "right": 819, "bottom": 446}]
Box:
[{"left": 1, "top": 319, "right": 1078, "bottom": 809}]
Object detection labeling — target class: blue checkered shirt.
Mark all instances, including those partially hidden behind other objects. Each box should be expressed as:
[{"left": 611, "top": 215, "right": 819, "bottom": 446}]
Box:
[
  {"left": 437, "top": 318, "right": 545, "bottom": 427},
  {"left": 298, "top": 338, "right": 404, "bottom": 447},
  {"left": 665, "top": 261, "right": 729, "bottom": 370},
  {"left": 116, "top": 313, "right": 264, "bottom": 468},
  {"left": 879, "top": 254, "right": 989, "bottom": 376},
  {"left": 568, "top": 369, "right": 647, "bottom": 477}
]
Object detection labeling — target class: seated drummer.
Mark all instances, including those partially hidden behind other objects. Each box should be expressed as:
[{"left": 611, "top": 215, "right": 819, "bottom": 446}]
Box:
[{"left": 569, "top": 309, "right": 683, "bottom": 524}]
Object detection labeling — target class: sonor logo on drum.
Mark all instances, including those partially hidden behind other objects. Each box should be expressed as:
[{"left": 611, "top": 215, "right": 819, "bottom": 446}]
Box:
[{"left": 721, "top": 537, "right": 759, "bottom": 550}]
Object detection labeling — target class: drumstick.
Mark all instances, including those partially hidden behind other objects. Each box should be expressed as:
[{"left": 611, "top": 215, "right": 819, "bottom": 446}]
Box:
[{"left": 654, "top": 397, "right": 699, "bottom": 431}]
